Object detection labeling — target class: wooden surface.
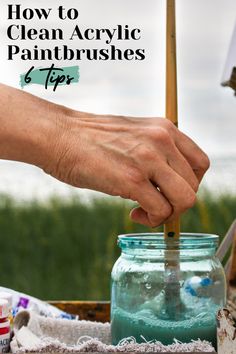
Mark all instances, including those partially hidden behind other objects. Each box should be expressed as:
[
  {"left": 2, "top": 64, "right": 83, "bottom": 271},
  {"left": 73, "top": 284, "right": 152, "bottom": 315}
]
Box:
[{"left": 49, "top": 301, "right": 110, "bottom": 322}]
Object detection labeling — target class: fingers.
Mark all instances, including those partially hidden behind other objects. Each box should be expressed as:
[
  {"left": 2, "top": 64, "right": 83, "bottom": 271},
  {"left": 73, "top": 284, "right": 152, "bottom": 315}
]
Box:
[
  {"left": 154, "top": 119, "right": 210, "bottom": 182},
  {"left": 167, "top": 145, "right": 199, "bottom": 192},
  {"left": 130, "top": 206, "right": 164, "bottom": 227},
  {"left": 174, "top": 130, "right": 210, "bottom": 182},
  {"left": 126, "top": 129, "right": 202, "bottom": 227},
  {"left": 148, "top": 123, "right": 200, "bottom": 193},
  {"left": 126, "top": 119, "right": 209, "bottom": 227},
  {"left": 129, "top": 181, "right": 172, "bottom": 227},
  {"left": 129, "top": 162, "right": 196, "bottom": 227},
  {"left": 151, "top": 163, "right": 196, "bottom": 219}
]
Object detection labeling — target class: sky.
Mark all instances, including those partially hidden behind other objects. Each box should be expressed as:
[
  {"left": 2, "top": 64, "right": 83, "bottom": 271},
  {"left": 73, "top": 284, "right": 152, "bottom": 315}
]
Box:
[{"left": 0, "top": 0, "right": 235, "bottom": 199}]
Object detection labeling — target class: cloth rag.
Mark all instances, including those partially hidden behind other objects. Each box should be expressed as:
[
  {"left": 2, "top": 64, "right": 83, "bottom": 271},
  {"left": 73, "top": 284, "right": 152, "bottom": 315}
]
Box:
[{"left": 11, "top": 310, "right": 216, "bottom": 353}]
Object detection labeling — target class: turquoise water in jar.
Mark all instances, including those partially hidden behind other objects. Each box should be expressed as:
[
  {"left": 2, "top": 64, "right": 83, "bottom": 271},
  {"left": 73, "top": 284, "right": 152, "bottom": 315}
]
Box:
[{"left": 111, "top": 233, "right": 226, "bottom": 349}]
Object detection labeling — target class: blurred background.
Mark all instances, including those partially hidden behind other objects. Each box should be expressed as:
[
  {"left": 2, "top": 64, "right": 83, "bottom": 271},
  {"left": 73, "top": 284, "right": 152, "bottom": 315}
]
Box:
[{"left": 0, "top": 0, "right": 235, "bottom": 300}]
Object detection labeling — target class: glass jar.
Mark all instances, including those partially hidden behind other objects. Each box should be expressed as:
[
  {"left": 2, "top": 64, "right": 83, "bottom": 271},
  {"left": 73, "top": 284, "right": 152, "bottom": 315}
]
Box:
[{"left": 111, "top": 233, "right": 226, "bottom": 349}]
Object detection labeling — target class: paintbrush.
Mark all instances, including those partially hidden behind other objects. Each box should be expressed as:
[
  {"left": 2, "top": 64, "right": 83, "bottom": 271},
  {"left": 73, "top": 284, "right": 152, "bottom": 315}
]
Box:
[{"left": 164, "top": 0, "right": 183, "bottom": 319}]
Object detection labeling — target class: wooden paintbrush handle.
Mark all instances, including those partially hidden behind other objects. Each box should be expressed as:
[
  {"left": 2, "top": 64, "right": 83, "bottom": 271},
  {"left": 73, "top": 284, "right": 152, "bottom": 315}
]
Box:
[
  {"left": 165, "top": 0, "right": 180, "bottom": 239},
  {"left": 164, "top": 220, "right": 180, "bottom": 240},
  {"left": 166, "top": 0, "right": 178, "bottom": 126}
]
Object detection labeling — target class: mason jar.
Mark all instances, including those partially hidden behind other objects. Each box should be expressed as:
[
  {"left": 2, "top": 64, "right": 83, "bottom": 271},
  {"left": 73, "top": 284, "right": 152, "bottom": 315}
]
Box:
[{"left": 111, "top": 233, "right": 226, "bottom": 349}]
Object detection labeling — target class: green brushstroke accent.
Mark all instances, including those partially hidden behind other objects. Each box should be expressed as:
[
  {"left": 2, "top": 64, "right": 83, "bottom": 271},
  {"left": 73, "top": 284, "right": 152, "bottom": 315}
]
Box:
[{"left": 20, "top": 65, "right": 79, "bottom": 89}]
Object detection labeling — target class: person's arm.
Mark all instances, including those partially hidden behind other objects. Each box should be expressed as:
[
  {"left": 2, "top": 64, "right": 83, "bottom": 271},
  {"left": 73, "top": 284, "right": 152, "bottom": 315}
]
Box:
[{"left": 0, "top": 83, "right": 209, "bottom": 227}]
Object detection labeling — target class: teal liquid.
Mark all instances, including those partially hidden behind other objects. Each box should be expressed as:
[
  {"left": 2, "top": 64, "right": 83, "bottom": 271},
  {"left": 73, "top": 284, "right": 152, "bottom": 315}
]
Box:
[{"left": 111, "top": 307, "right": 218, "bottom": 349}]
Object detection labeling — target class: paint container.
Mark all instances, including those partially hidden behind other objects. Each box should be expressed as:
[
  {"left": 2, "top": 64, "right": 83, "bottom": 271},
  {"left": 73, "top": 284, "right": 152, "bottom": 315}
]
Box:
[
  {"left": 0, "top": 292, "right": 13, "bottom": 328},
  {"left": 0, "top": 299, "right": 10, "bottom": 353},
  {"left": 111, "top": 233, "right": 227, "bottom": 350}
]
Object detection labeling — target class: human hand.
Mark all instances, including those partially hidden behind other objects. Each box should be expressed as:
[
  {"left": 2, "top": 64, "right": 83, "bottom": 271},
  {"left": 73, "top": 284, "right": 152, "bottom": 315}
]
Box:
[
  {"left": 0, "top": 84, "right": 209, "bottom": 227},
  {"left": 46, "top": 112, "right": 209, "bottom": 227}
]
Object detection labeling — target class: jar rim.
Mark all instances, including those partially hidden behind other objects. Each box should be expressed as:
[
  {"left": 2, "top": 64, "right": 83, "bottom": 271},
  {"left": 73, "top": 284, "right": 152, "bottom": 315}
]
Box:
[{"left": 118, "top": 233, "right": 219, "bottom": 250}]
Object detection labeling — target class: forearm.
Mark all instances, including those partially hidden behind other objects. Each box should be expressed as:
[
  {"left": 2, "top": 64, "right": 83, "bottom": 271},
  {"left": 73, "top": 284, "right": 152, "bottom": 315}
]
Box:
[{"left": 0, "top": 83, "right": 67, "bottom": 168}]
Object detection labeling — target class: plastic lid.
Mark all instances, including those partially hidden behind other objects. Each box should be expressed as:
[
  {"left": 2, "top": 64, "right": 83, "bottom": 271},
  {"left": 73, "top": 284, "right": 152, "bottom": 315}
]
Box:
[
  {"left": 0, "top": 292, "right": 13, "bottom": 307},
  {"left": 0, "top": 300, "right": 9, "bottom": 318}
]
